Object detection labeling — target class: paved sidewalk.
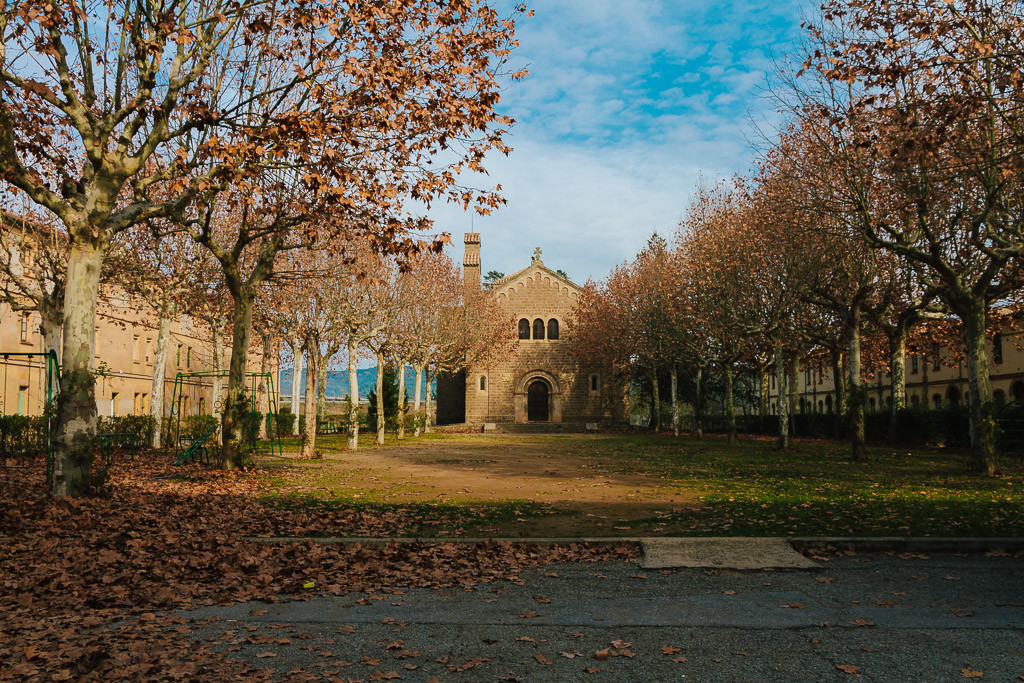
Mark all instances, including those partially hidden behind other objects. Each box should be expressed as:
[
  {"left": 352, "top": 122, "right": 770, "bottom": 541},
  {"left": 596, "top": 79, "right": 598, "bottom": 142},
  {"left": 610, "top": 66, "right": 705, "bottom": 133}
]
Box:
[{"left": 186, "top": 551, "right": 1024, "bottom": 681}]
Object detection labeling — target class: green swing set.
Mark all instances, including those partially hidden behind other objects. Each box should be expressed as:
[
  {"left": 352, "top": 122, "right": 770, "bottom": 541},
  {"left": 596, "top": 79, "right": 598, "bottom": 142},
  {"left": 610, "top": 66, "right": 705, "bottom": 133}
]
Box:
[{"left": 168, "top": 371, "right": 283, "bottom": 465}]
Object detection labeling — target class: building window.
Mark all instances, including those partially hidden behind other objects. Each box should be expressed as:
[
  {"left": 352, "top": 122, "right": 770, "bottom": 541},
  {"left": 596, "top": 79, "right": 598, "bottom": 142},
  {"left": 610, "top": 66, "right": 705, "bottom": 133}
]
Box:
[
  {"left": 479, "top": 376, "right": 487, "bottom": 391},
  {"left": 932, "top": 393, "right": 941, "bottom": 410},
  {"left": 145, "top": 338, "right": 151, "bottom": 363},
  {"left": 110, "top": 392, "right": 119, "bottom": 417},
  {"left": 910, "top": 393, "right": 919, "bottom": 405},
  {"left": 533, "top": 318, "right": 545, "bottom": 340},
  {"left": 590, "top": 374, "right": 599, "bottom": 392},
  {"left": 932, "top": 342, "right": 941, "bottom": 371},
  {"left": 177, "top": 344, "right": 182, "bottom": 367},
  {"left": 911, "top": 354, "right": 918, "bottom": 374},
  {"left": 187, "top": 347, "right": 192, "bottom": 368},
  {"left": 994, "top": 332, "right": 1004, "bottom": 364},
  {"left": 548, "top": 319, "right": 559, "bottom": 340},
  {"left": 805, "top": 368, "right": 811, "bottom": 385},
  {"left": 198, "top": 397, "right": 205, "bottom": 414},
  {"left": 518, "top": 318, "right": 530, "bottom": 340},
  {"left": 770, "top": 374, "right": 775, "bottom": 389},
  {"left": 133, "top": 335, "right": 139, "bottom": 362},
  {"left": 17, "top": 386, "right": 27, "bottom": 415},
  {"left": 19, "top": 313, "right": 29, "bottom": 343}
]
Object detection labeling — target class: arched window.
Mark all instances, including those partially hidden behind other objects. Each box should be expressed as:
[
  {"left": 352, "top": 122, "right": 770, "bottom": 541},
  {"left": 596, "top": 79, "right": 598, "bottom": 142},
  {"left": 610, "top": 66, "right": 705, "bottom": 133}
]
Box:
[
  {"left": 533, "top": 318, "right": 545, "bottom": 340},
  {"left": 518, "top": 318, "right": 530, "bottom": 340},
  {"left": 932, "top": 393, "right": 942, "bottom": 410},
  {"left": 946, "top": 385, "right": 960, "bottom": 406},
  {"left": 868, "top": 397, "right": 876, "bottom": 412},
  {"left": 825, "top": 395, "right": 833, "bottom": 414},
  {"left": 1013, "top": 380, "right": 1024, "bottom": 402},
  {"left": 479, "top": 376, "right": 487, "bottom": 391},
  {"left": 910, "top": 393, "right": 919, "bottom": 405},
  {"left": 548, "top": 318, "right": 559, "bottom": 340}
]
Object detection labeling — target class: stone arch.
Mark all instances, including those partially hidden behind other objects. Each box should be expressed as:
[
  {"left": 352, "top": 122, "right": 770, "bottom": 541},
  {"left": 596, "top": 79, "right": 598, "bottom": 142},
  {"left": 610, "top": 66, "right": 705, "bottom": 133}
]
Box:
[{"left": 513, "top": 369, "right": 562, "bottom": 423}]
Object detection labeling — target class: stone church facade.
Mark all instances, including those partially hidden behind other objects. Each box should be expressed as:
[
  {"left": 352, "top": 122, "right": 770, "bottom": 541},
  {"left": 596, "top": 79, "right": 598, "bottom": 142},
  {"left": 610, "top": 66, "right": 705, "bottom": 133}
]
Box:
[{"left": 436, "top": 233, "right": 625, "bottom": 426}]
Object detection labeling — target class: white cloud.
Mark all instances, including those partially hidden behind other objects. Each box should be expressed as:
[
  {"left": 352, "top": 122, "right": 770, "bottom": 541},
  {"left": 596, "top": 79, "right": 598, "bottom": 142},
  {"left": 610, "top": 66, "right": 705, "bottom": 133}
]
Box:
[{"left": 425, "top": 0, "right": 805, "bottom": 282}]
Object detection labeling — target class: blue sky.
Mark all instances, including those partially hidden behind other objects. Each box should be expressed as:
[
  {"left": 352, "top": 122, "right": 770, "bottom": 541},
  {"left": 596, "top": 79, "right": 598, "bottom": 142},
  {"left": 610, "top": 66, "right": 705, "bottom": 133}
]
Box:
[{"left": 431, "top": 0, "right": 806, "bottom": 284}]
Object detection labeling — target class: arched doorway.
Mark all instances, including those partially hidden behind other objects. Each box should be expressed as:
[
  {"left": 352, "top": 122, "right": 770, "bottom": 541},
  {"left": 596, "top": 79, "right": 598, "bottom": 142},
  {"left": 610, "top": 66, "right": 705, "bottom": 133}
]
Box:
[
  {"left": 946, "top": 385, "right": 961, "bottom": 406},
  {"left": 527, "top": 380, "right": 549, "bottom": 422}
]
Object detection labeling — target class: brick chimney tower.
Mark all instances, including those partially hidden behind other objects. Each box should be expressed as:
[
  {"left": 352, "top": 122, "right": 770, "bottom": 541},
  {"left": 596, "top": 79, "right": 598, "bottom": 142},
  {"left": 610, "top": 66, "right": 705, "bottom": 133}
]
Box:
[{"left": 463, "top": 232, "right": 481, "bottom": 291}]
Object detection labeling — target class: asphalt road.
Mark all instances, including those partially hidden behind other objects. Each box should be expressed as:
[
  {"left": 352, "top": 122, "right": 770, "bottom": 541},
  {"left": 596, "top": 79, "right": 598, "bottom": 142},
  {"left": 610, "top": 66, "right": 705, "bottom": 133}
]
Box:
[{"left": 186, "top": 551, "right": 1024, "bottom": 681}]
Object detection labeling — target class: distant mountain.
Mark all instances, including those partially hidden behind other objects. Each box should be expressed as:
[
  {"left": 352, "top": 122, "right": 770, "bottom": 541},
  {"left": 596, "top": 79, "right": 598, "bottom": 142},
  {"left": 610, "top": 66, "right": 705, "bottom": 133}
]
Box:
[{"left": 279, "top": 365, "right": 434, "bottom": 401}]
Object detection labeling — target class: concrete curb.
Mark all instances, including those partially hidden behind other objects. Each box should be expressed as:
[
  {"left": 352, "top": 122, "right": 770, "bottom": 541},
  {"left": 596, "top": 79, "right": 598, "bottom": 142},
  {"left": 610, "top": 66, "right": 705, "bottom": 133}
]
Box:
[
  {"left": 790, "top": 536, "right": 1024, "bottom": 553},
  {"left": 243, "top": 535, "right": 1024, "bottom": 553}
]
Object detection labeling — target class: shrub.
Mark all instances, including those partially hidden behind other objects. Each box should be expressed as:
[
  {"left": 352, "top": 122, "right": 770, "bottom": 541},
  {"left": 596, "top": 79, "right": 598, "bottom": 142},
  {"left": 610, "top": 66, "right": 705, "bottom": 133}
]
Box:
[
  {"left": 97, "top": 415, "right": 155, "bottom": 445},
  {"left": 0, "top": 414, "right": 46, "bottom": 459},
  {"left": 272, "top": 411, "right": 295, "bottom": 435}
]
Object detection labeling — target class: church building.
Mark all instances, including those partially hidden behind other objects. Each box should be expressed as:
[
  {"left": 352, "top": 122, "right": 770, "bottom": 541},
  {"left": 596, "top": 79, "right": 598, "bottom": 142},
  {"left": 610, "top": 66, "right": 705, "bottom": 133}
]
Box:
[{"left": 436, "top": 233, "right": 625, "bottom": 426}]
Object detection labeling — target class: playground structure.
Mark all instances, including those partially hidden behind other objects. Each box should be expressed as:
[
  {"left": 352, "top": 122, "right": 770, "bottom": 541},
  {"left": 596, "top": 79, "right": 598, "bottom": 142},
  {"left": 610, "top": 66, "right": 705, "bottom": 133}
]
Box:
[
  {"left": 0, "top": 350, "right": 59, "bottom": 486},
  {"left": 168, "top": 371, "right": 283, "bottom": 465}
]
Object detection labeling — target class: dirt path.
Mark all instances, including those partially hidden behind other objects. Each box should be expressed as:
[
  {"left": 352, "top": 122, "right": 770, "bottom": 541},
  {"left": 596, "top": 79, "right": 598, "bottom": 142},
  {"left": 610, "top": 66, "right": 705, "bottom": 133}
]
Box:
[{"left": 266, "top": 434, "right": 705, "bottom": 536}]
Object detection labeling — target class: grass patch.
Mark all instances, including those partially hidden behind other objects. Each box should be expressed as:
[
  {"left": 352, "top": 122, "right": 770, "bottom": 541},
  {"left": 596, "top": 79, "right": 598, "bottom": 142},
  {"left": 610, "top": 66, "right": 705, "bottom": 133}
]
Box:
[{"left": 255, "top": 430, "right": 1024, "bottom": 537}]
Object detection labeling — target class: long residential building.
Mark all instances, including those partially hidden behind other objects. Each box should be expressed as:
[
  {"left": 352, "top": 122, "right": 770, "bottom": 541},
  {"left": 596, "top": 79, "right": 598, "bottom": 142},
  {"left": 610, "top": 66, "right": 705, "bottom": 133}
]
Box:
[{"left": 765, "top": 327, "right": 1024, "bottom": 414}]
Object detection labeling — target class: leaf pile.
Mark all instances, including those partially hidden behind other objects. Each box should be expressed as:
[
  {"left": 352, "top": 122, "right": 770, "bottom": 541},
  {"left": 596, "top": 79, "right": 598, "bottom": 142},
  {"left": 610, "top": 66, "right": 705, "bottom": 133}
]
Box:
[{"left": 0, "top": 460, "right": 637, "bottom": 680}]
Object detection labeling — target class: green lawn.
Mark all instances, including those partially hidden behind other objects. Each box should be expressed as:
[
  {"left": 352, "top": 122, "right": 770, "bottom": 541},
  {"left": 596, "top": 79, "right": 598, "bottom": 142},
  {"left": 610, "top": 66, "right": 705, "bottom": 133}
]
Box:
[
  {"left": 256, "top": 431, "right": 1024, "bottom": 538},
  {"left": 568, "top": 434, "right": 1024, "bottom": 537}
]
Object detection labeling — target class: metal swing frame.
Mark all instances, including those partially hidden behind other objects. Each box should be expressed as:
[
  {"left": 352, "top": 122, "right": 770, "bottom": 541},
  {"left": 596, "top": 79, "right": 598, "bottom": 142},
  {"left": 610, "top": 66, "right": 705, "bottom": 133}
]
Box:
[
  {"left": 168, "top": 371, "right": 283, "bottom": 463},
  {"left": 0, "top": 350, "right": 59, "bottom": 486}
]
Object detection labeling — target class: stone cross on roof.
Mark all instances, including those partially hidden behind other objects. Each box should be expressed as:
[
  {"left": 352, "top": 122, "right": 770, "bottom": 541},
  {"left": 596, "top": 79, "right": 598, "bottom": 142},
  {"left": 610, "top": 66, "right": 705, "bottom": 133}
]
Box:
[{"left": 532, "top": 247, "right": 542, "bottom": 263}]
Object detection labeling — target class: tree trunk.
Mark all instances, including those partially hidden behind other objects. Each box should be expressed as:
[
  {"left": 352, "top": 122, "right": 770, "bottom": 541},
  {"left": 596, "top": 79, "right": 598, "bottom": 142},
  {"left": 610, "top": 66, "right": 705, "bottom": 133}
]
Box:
[
  {"left": 787, "top": 352, "right": 798, "bottom": 436},
  {"left": 397, "top": 359, "right": 406, "bottom": 439},
  {"left": 347, "top": 338, "right": 360, "bottom": 450},
  {"left": 149, "top": 307, "right": 172, "bottom": 448},
  {"left": 888, "top": 326, "right": 908, "bottom": 443},
  {"left": 694, "top": 365, "right": 703, "bottom": 439},
  {"left": 52, "top": 242, "right": 103, "bottom": 497},
  {"left": 831, "top": 347, "right": 846, "bottom": 439},
  {"left": 962, "top": 301, "right": 997, "bottom": 475},
  {"left": 413, "top": 364, "right": 423, "bottom": 437},
  {"left": 300, "top": 338, "right": 319, "bottom": 459},
  {"left": 289, "top": 334, "right": 301, "bottom": 435},
  {"left": 220, "top": 290, "right": 255, "bottom": 470},
  {"left": 211, "top": 314, "right": 225, "bottom": 442},
  {"left": 758, "top": 367, "right": 767, "bottom": 417},
  {"left": 257, "top": 329, "right": 272, "bottom": 439},
  {"left": 424, "top": 367, "right": 433, "bottom": 434},
  {"left": 649, "top": 370, "right": 660, "bottom": 431},
  {"left": 724, "top": 361, "right": 737, "bottom": 445},
  {"left": 670, "top": 365, "right": 679, "bottom": 437},
  {"left": 317, "top": 360, "right": 327, "bottom": 419},
  {"left": 848, "top": 309, "right": 867, "bottom": 462},
  {"left": 775, "top": 347, "right": 789, "bottom": 450},
  {"left": 39, "top": 303, "right": 62, "bottom": 361},
  {"left": 375, "top": 351, "right": 385, "bottom": 445}
]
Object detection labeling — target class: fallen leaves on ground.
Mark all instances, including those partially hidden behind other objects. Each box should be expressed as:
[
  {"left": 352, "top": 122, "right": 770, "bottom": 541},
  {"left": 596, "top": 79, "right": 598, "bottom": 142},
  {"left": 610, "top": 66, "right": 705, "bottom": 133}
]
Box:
[
  {"left": 0, "top": 459, "right": 638, "bottom": 680},
  {"left": 837, "top": 664, "right": 860, "bottom": 674},
  {"left": 960, "top": 670, "right": 984, "bottom": 678}
]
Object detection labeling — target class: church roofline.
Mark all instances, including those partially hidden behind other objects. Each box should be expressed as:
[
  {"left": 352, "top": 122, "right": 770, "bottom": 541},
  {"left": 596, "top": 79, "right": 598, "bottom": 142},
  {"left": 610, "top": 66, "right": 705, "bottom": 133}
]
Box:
[{"left": 491, "top": 259, "right": 582, "bottom": 292}]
